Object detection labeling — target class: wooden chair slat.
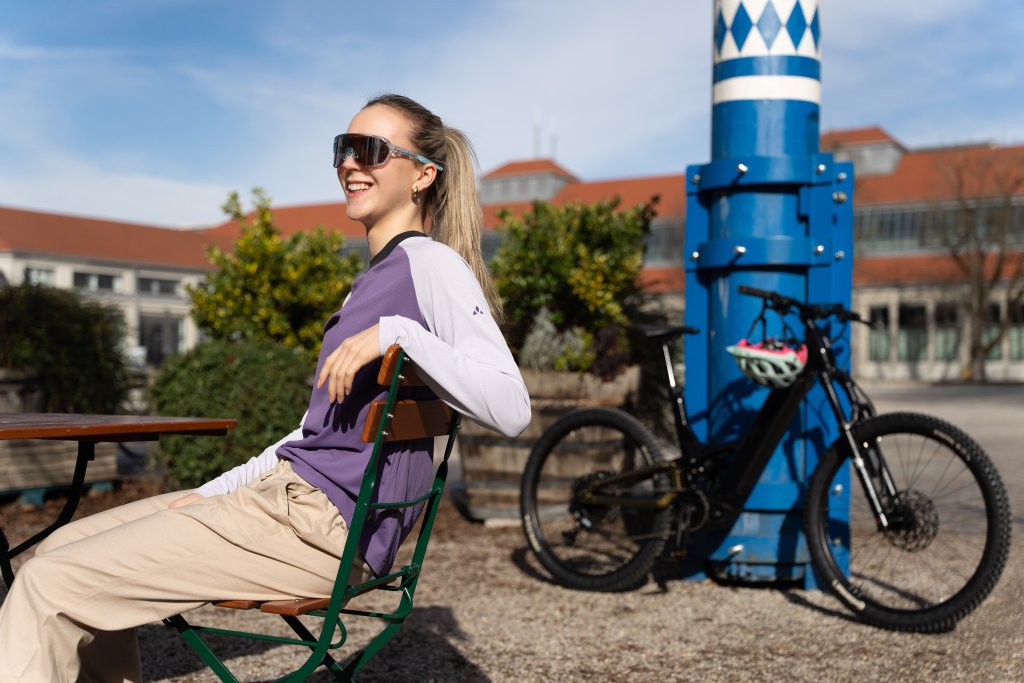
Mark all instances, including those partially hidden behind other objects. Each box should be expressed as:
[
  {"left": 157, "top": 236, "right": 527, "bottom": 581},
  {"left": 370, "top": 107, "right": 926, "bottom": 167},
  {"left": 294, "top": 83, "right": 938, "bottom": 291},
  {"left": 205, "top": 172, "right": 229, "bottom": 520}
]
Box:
[
  {"left": 360, "top": 399, "right": 453, "bottom": 443},
  {"left": 259, "top": 597, "right": 329, "bottom": 616},
  {"left": 377, "top": 344, "right": 429, "bottom": 387},
  {"left": 212, "top": 600, "right": 260, "bottom": 610}
]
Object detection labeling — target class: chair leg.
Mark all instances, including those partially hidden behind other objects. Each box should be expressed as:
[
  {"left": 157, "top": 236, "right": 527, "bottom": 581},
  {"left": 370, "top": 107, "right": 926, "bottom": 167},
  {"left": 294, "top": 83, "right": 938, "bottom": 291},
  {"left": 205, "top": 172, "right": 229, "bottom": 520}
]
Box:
[
  {"left": 340, "top": 619, "right": 405, "bottom": 680},
  {"left": 280, "top": 614, "right": 348, "bottom": 681},
  {"left": 163, "top": 615, "right": 241, "bottom": 683}
]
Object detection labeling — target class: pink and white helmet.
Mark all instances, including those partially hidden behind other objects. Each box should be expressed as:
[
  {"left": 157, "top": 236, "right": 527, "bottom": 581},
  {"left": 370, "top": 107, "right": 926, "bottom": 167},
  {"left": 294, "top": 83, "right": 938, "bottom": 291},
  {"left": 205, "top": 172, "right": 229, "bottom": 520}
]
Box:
[{"left": 725, "top": 339, "right": 808, "bottom": 388}]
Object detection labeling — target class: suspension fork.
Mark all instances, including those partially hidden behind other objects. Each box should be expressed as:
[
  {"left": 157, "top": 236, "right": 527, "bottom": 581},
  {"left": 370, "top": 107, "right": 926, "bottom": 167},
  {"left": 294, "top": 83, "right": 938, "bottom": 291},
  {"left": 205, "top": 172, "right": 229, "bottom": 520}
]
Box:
[
  {"left": 818, "top": 371, "right": 896, "bottom": 530},
  {"left": 834, "top": 372, "right": 902, "bottom": 505}
]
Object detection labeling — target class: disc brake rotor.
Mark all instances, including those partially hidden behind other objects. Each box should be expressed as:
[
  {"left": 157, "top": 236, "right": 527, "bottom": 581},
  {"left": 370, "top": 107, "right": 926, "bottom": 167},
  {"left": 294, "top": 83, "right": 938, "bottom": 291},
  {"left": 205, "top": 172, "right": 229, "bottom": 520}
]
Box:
[{"left": 885, "top": 490, "right": 939, "bottom": 552}]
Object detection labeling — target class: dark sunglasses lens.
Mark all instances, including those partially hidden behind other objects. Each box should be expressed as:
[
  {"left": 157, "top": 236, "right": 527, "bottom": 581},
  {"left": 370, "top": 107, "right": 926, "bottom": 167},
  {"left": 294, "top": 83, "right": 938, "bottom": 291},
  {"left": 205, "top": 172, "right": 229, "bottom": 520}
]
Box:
[{"left": 333, "top": 135, "right": 389, "bottom": 168}]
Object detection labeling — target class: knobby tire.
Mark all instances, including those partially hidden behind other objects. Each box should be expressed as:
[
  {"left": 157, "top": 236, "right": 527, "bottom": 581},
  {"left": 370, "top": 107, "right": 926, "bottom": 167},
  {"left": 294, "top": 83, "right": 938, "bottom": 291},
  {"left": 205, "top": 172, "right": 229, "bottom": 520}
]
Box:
[
  {"left": 805, "top": 412, "right": 1011, "bottom": 632},
  {"left": 520, "top": 408, "right": 672, "bottom": 591}
]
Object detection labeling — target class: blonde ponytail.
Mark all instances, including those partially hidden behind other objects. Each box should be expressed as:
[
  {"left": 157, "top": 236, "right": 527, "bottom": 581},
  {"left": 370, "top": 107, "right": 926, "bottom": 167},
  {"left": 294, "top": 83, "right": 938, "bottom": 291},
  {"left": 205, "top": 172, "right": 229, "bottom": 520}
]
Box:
[
  {"left": 429, "top": 127, "right": 503, "bottom": 322},
  {"left": 363, "top": 94, "right": 503, "bottom": 322}
]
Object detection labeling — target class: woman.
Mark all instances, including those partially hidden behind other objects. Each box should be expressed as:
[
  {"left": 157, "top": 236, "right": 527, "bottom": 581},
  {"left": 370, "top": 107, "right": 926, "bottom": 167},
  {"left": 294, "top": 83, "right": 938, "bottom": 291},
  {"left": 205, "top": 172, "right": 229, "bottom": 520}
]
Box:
[{"left": 0, "top": 94, "right": 531, "bottom": 682}]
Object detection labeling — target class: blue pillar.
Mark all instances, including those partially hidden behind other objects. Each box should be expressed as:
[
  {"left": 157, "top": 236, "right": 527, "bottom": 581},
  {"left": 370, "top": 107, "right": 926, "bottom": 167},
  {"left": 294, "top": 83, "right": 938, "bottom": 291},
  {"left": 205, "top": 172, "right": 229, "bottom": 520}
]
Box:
[{"left": 683, "top": 0, "right": 854, "bottom": 585}]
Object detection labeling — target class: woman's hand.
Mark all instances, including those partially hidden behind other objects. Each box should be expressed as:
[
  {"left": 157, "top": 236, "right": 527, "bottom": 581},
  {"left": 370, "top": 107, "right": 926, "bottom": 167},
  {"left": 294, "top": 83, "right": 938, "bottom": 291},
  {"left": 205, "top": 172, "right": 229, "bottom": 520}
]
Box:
[
  {"left": 168, "top": 493, "right": 204, "bottom": 509},
  {"left": 317, "top": 324, "right": 382, "bottom": 403}
]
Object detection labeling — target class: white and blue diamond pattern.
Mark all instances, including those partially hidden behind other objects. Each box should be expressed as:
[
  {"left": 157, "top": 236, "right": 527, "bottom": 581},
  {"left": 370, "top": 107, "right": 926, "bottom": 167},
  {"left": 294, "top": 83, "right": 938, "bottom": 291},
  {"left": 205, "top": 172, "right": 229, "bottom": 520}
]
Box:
[{"left": 714, "top": 0, "right": 821, "bottom": 62}]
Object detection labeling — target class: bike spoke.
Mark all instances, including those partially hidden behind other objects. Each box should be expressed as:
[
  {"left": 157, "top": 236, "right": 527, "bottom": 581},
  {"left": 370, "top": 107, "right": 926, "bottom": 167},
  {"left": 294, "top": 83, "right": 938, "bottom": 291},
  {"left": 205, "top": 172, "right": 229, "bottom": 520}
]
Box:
[
  {"left": 522, "top": 410, "right": 672, "bottom": 589},
  {"left": 831, "top": 422, "right": 1000, "bottom": 620}
]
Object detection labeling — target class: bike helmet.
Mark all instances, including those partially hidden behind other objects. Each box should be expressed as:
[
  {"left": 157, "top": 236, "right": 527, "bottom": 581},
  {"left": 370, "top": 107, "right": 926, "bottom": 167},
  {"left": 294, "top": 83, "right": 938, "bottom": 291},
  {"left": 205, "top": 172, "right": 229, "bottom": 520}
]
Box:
[{"left": 726, "top": 338, "right": 808, "bottom": 388}]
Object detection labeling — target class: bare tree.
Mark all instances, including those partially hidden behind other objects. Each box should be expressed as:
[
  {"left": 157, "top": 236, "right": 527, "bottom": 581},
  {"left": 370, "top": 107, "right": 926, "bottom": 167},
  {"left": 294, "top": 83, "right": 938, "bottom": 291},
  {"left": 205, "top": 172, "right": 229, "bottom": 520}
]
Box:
[{"left": 941, "top": 150, "right": 1024, "bottom": 381}]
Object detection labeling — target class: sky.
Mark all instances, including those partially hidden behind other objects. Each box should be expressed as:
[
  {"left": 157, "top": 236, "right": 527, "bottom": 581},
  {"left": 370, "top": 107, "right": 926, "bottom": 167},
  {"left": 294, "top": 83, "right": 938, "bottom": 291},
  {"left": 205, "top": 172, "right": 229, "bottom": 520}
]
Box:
[{"left": 1, "top": 0, "right": 1022, "bottom": 229}]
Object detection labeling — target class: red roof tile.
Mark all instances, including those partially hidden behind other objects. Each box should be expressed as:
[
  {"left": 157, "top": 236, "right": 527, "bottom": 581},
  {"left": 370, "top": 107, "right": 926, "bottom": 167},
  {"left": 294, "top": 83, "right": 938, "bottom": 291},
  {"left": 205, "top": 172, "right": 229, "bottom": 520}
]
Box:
[
  {"left": 821, "top": 126, "right": 897, "bottom": 148},
  {"left": 482, "top": 159, "right": 578, "bottom": 181},
  {"left": 480, "top": 174, "right": 685, "bottom": 229},
  {"left": 555, "top": 174, "right": 686, "bottom": 218},
  {"left": 201, "top": 201, "right": 364, "bottom": 251},
  {"left": 854, "top": 143, "right": 1024, "bottom": 204},
  {"left": 637, "top": 266, "right": 686, "bottom": 293},
  {"left": 854, "top": 251, "right": 1024, "bottom": 286},
  {"left": 482, "top": 202, "right": 534, "bottom": 230},
  {"left": 0, "top": 205, "right": 215, "bottom": 269}
]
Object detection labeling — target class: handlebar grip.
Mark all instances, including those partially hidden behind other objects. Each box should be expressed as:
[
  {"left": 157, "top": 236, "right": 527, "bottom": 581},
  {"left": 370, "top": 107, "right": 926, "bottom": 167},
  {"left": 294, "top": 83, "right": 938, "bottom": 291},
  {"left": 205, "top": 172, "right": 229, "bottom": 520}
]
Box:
[{"left": 737, "top": 285, "right": 775, "bottom": 299}]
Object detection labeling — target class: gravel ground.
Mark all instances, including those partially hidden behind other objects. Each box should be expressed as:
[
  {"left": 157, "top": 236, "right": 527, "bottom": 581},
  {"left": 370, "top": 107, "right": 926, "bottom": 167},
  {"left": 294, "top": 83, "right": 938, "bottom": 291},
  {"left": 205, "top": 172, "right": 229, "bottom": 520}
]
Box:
[
  {"left": 3, "top": 485, "right": 1022, "bottom": 683},
  {"left": 2, "top": 381, "right": 1022, "bottom": 682}
]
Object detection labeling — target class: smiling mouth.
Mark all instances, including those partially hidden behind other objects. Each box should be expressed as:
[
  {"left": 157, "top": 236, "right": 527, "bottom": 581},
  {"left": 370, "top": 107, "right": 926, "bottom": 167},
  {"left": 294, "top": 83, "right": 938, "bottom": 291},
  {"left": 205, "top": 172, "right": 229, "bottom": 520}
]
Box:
[{"left": 346, "top": 181, "right": 371, "bottom": 194}]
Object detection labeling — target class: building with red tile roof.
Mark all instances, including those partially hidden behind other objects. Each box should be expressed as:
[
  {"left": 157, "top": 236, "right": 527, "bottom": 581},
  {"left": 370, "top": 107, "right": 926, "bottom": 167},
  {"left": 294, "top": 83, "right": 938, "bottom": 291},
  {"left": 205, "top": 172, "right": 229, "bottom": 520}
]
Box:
[
  {"left": 0, "top": 206, "right": 216, "bottom": 365},
  {"left": 2, "top": 127, "right": 1022, "bottom": 379}
]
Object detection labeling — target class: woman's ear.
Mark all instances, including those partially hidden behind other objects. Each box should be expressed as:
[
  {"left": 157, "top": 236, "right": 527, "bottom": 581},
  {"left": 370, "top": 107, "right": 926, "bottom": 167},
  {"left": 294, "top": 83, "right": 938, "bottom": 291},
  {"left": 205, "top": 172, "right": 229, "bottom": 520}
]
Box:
[{"left": 415, "top": 163, "right": 438, "bottom": 192}]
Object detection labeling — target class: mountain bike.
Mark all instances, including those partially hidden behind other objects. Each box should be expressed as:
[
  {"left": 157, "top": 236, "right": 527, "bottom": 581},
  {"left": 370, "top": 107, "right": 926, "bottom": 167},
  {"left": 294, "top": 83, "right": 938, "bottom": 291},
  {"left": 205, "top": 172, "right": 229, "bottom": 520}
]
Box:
[{"left": 519, "top": 285, "right": 1012, "bottom": 632}]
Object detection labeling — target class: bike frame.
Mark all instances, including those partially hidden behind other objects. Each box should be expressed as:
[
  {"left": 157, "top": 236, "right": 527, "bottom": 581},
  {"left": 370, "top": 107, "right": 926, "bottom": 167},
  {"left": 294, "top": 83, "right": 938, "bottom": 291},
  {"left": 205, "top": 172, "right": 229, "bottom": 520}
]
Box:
[{"left": 582, "top": 305, "right": 900, "bottom": 535}]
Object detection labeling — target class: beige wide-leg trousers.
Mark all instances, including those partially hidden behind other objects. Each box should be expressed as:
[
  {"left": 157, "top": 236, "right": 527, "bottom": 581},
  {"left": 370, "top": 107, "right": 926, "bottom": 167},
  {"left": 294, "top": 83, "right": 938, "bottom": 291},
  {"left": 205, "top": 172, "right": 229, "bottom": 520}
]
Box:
[{"left": 0, "top": 461, "right": 362, "bottom": 683}]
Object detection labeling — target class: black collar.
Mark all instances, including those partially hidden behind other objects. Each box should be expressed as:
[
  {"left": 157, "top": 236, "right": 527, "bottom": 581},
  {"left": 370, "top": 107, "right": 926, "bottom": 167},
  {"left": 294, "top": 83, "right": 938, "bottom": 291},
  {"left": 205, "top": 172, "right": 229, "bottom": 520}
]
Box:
[{"left": 368, "top": 231, "right": 427, "bottom": 269}]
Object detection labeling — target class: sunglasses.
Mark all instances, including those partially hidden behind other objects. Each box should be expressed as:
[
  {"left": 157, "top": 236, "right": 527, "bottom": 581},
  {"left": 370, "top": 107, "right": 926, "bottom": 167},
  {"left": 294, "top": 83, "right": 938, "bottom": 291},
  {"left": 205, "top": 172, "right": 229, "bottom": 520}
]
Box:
[{"left": 332, "top": 134, "right": 444, "bottom": 172}]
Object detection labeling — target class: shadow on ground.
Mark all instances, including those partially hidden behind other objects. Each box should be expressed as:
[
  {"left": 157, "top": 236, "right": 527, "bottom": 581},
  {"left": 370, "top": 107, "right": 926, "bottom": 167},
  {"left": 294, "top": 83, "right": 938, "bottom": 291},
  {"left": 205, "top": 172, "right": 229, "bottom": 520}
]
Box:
[{"left": 139, "top": 606, "right": 489, "bottom": 682}]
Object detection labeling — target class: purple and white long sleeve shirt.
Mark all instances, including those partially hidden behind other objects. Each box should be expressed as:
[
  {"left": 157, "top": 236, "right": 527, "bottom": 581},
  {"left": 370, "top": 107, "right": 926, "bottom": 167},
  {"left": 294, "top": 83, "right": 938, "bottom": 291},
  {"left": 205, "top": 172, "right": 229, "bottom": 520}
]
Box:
[{"left": 196, "top": 232, "right": 531, "bottom": 575}]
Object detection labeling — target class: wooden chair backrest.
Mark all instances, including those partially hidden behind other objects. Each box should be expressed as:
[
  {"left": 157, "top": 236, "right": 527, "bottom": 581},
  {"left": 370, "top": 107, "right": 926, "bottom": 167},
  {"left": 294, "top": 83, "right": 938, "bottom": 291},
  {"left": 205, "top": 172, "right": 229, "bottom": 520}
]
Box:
[{"left": 360, "top": 345, "right": 454, "bottom": 443}]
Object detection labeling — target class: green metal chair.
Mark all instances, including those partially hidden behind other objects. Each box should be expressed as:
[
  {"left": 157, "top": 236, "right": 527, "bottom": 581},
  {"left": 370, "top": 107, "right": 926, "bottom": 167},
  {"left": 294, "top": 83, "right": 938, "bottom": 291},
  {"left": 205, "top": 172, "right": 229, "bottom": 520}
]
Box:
[{"left": 165, "top": 344, "right": 462, "bottom": 681}]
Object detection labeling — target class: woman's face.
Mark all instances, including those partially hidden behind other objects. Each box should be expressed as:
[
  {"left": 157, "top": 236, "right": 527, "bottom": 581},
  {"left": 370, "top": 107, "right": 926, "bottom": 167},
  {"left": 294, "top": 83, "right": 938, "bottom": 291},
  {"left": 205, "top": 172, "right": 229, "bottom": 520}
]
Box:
[{"left": 337, "top": 104, "right": 427, "bottom": 228}]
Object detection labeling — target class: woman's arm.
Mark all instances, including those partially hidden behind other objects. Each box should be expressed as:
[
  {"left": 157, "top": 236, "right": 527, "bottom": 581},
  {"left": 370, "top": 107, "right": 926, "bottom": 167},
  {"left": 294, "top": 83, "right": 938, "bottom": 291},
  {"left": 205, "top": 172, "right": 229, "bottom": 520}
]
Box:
[
  {"left": 381, "top": 242, "right": 530, "bottom": 437},
  {"left": 170, "top": 417, "right": 307, "bottom": 506},
  {"left": 316, "top": 240, "right": 530, "bottom": 438},
  {"left": 378, "top": 316, "right": 530, "bottom": 436}
]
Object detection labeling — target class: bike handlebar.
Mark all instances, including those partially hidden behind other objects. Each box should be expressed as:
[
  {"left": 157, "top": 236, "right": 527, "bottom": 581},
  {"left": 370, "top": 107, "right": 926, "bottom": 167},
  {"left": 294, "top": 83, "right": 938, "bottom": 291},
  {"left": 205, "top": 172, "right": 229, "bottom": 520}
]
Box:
[{"left": 737, "top": 284, "right": 870, "bottom": 326}]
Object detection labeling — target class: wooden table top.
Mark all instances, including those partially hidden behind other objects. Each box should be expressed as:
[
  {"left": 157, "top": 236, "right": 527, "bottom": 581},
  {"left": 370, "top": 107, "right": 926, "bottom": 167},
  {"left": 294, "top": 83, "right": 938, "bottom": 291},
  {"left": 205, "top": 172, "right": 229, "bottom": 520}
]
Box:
[{"left": 0, "top": 413, "right": 237, "bottom": 441}]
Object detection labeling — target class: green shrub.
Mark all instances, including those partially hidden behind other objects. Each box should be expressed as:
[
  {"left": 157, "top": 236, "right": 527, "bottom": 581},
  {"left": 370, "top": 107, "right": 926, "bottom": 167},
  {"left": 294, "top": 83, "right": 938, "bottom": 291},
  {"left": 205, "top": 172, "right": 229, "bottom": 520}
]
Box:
[
  {"left": 188, "top": 189, "right": 364, "bottom": 365},
  {"left": 518, "top": 307, "right": 595, "bottom": 372},
  {"left": 149, "top": 338, "right": 310, "bottom": 489},
  {"left": 490, "top": 198, "right": 659, "bottom": 378},
  {"left": 0, "top": 284, "right": 129, "bottom": 412}
]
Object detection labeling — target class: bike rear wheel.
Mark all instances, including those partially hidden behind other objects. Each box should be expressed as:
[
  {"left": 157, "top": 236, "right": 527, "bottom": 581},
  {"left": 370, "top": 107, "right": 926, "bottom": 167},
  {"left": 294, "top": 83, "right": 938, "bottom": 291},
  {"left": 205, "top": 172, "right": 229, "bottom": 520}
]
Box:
[
  {"left": 520, "top": 408, "right": 672, "bottom": 591},
  {"left": 805, "top": 412, "right": 1011, "bottom": 632}
]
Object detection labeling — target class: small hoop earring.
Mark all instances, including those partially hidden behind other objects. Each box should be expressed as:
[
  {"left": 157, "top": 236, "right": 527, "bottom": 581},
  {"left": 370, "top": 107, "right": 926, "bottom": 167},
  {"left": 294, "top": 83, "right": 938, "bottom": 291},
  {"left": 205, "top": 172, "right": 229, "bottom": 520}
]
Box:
[{"left": 412, "top": 185, "right": 419, "bottom": 201}]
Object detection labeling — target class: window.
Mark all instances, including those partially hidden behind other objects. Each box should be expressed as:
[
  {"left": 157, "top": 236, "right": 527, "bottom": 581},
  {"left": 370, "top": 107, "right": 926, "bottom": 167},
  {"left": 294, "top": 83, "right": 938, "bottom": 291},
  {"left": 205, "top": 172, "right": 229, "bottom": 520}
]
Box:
[
  {"left": 137, "top": 277, "right": 179, "bottom": 296},
  {"left": 73, "top": 271, "right": 120, "bottom": 292},
  {"left": 984, "top": 303, "right": 1003, "bottom": 361},
  {"left": 898, "top": 304, "right": 927, "bottom": 362},
  {"left": 139, "top": 315, "right": 183, "bottom": 365},
  {"left": 23, "top": 267, "right": 55, "bottom": 286},
  {"left": 644, "top": 223, "right": 685, "bottom": 266},
  {"left": 481, "top": 232, "right": 504, "bottom": 263},
  {"left": 934, "top": 303, "right": 959, "bottom": 362},
  {"left": 868, "top": 307, "right": 890, "bottom": 362},
  {"left": 1010, "top": 302, "right": 1024, "bottom": 361}
]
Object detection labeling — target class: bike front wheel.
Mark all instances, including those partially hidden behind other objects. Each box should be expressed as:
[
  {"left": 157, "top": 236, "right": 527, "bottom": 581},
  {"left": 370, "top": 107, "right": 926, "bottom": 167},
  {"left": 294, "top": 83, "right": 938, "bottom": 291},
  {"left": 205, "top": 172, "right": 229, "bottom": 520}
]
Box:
[
  {"left": 805, "top": 412, "right": 1012, "bottom": 632},
  {"left": 520, "top": 408, "right": 672, "bottom": 591}
]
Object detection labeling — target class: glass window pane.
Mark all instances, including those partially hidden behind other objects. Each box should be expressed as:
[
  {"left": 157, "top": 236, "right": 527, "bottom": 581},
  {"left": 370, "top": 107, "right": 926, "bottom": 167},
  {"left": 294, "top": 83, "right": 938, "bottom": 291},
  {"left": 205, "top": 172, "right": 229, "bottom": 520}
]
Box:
[
  {"left": 23, "top": 267, "right": 55, "bottom": 286},
  {"left": 934, "top": 303, "right": 959, "bottom": 361},
  {"left": 1010, "top": 303, "right": 1024, "bottom": 361},
  {"left": 139, "top": 315, "right": 182, "bottom": 366},
  {"left": 898, "top": 304, "right": 927, "bottom": 361},
  {"left": 869, "top": 307, "right": 890, "bottom": 361}
]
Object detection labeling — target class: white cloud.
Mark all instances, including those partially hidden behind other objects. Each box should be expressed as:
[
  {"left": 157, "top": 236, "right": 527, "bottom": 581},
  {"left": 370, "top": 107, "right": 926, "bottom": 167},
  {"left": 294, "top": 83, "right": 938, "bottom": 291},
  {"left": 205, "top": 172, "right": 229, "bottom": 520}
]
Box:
[
  {"left": 0, "top": 0, "right": 1022, "bottom": 228},
  {"left": 0, "top": 156, "right": 230, "bottom": 227},
  {"left": 394, "top": 1, "right": 714, "bottom": 177}
]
